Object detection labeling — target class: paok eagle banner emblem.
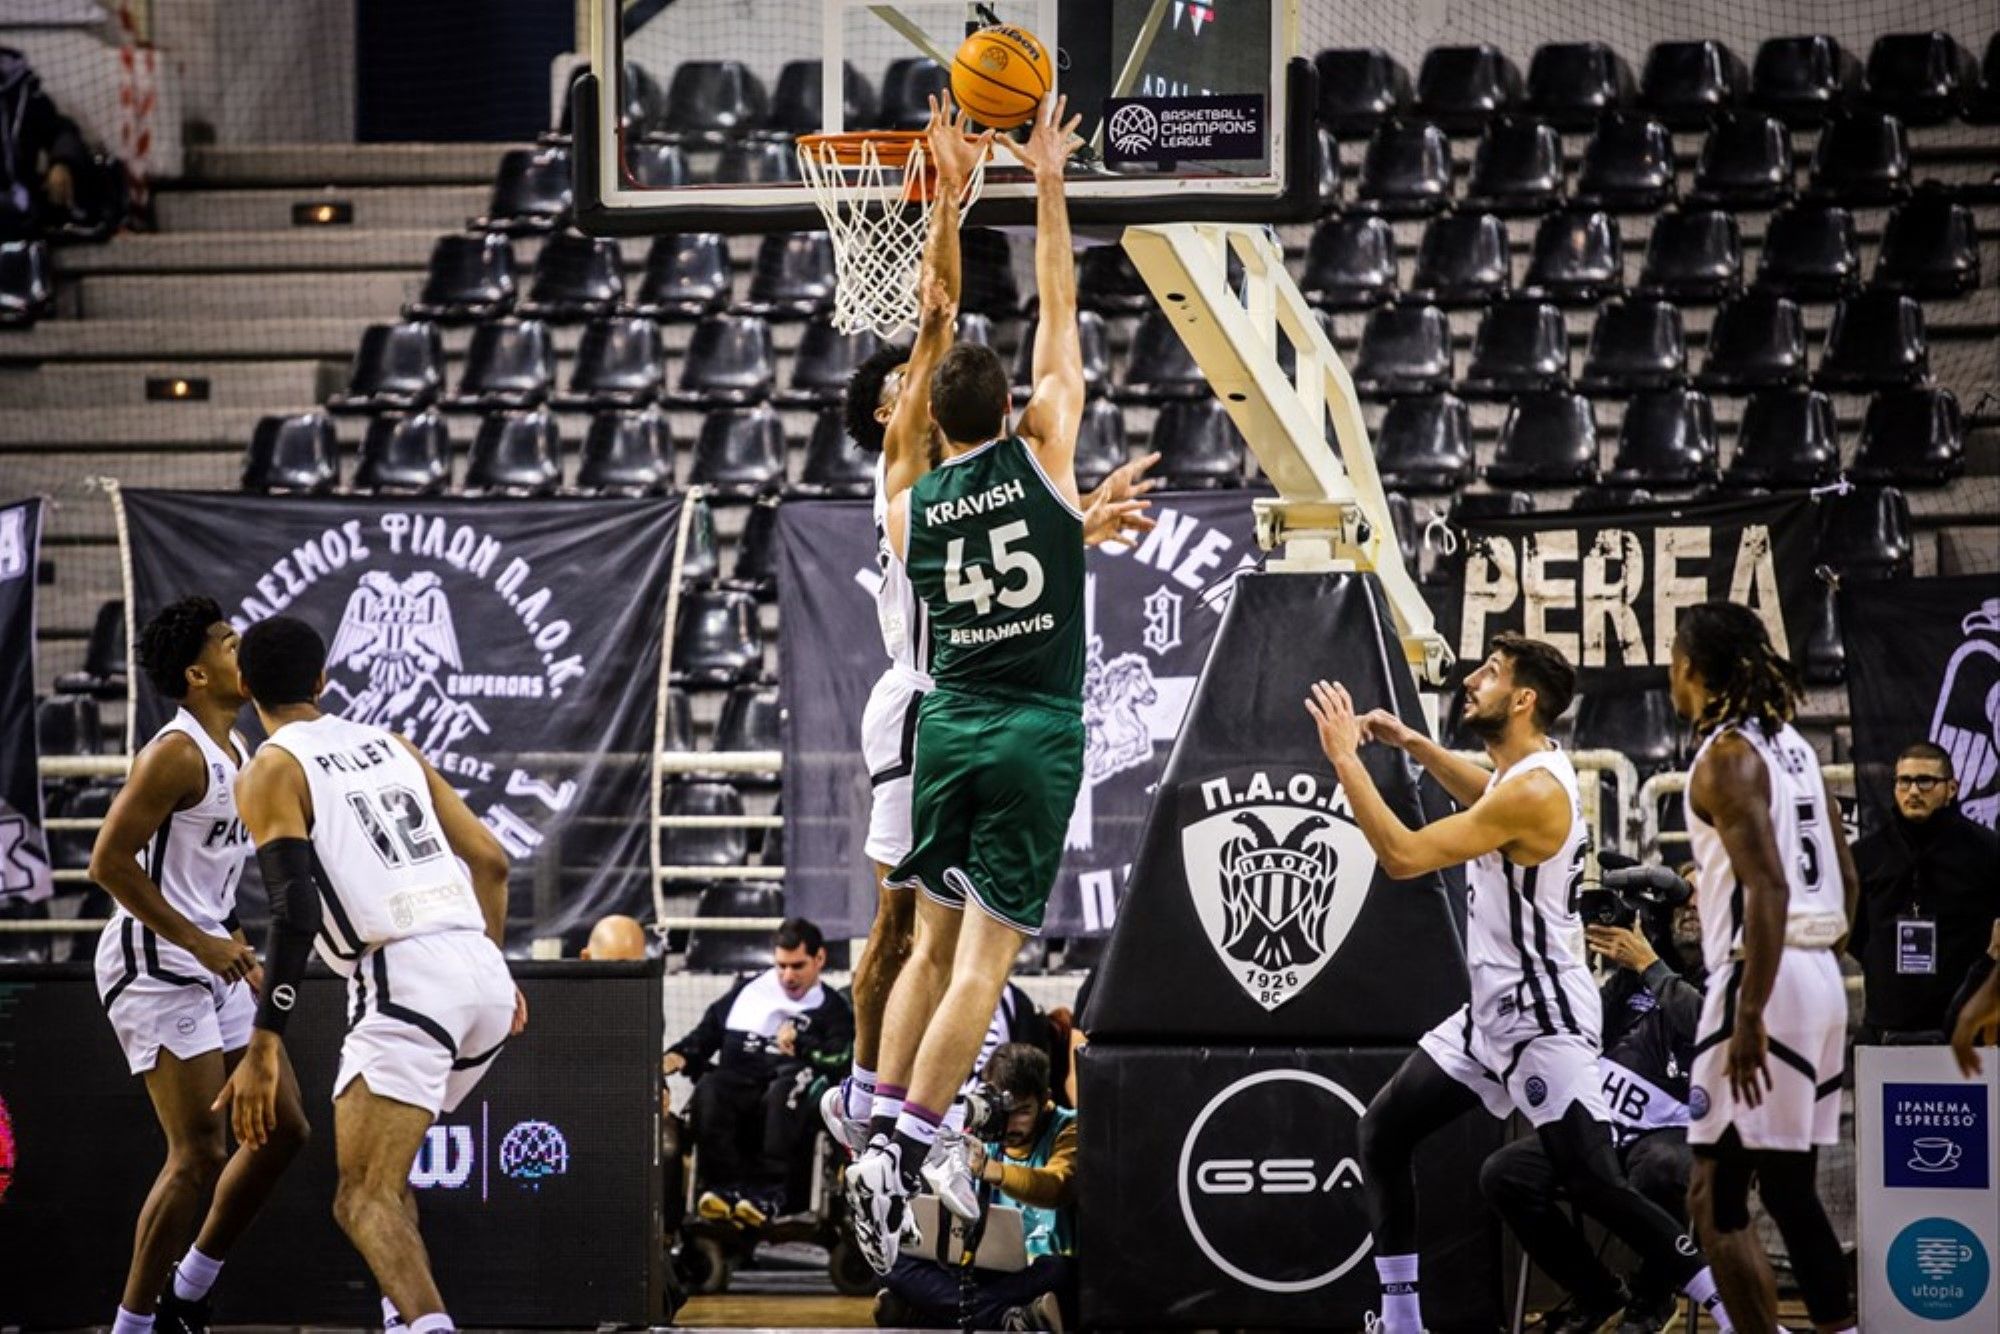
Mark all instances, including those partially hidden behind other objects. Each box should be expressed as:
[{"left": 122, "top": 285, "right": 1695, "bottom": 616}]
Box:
[{"left": 1181, "top": 767, "right": 1377, "bottom": 1011}]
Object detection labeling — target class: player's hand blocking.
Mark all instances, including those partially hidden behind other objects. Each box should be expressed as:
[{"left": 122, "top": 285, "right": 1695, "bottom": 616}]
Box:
[
  {"left": 924, "top": 94, "right": 994, "bottom": 196},
  {"left": 996, "top": 93, "right": 1084, "bottom": 179}
]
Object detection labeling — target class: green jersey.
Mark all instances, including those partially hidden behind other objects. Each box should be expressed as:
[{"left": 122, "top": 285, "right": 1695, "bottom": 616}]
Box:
[{"left": 905, "top": 435, "right": 1085, "bottom": 706}]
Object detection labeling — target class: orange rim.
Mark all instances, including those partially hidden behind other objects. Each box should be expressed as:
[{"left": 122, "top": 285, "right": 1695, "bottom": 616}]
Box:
[{"left": 795, "top": 130, "right": 928, "bottom": 169}]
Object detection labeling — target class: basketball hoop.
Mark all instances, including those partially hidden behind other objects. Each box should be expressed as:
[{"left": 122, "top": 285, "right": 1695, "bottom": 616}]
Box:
[{"left": 797, "top": 131, "right": 986, "bottom": 339}]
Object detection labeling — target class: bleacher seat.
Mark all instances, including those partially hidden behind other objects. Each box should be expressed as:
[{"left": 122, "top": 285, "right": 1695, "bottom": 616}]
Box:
[
  {"left": 1572, "top": 113, "right": 1678, "bottom": 212},
  {"left": 1817, "top": 484, "right": 1914, "bottom": 579},
  {"left": 626, "top": 140, "right": 691, "bottom": 189},
  {"left": 1874, "top": 196, "right": 1981, "bottom": 297},
  {"left": 1459, "top": 299, "right": 1570, "bottom": 398},
  {"left": 1636, "top": 208, "right": 1743, "bottom": 303},
  {"left": 1696, "top": 290, "right": 1806, "bottom": 389},
  {"left": 1351, "top": 302, "right": 1454, "bottom": 398},
  {"left": 243, "top": 412, "right": 339, "bottom": 494},
  {"left": 790, "top": 407, "right": 873, "bottom": 498},
  {"left": 473, "top": 146, "right": 572, "bottom": 233},
  {"left": 1574, "top": 688, "right": 1681, "bottom": 776},
  {"left": 1416, "top": 44, "right": 1522, "bottom": 130},
  {"left": 1807, "top": 111, "right": 1910, "bottom": 203},
  {"left": 354, "top": 410, "right": 452, "bottom": 495},
  {"left": 1485, "top": 391, "right": 1599, "bottom": 486},
  {"left": 1382, "top": 491, "right": 1422, "bottom": 571},
  {"left": 1450, "top": 489, "right": 1536, "bottom": 522},
  {"left": 0, "top": 239, "right": 52, "bottom": 326},
  {"left": 768, "top": 59, "right": 878, "bottom": 135},
  {"left": 555, "top": 317, "right": 665, "bottom": 409},
  {"left": 1521, "top": 210, "right": 1621, "bottom": 305},
  {"left": 1315, "top": 48, "right": 1411, "bottom": 134},
  {"left": 1751, "top": 35, "right": 1860, "bottom": 126},
  {"left": 444, "top": 319, "right": 555, "bottom": 410},
  {"left": 672, "top": 588, "right": 762, "bottom": 685},
  {"left": 1815, "top": 290, "right": 1929, "bottom": 390},
  {"left": 879, "top": 58, "right": 950, "bottom": 130},
  {"left": 517, "top": 233, "right": 625, "bottom": 322},
  {"left": 663, "top": 782, "right": 750, "bottom": 866},
  {"left": 47, "top": 784, "right": 115, "bottom": 870},
  {"left": 1462, "top": 117, "right": 1564, "bottom": 213},
  {"left": 778, "top": 321, "right": 881, "bottom": 406},
  {"left": 1313, "top": 127, "right": 1343, "bottom": 210},
  {"left": 1075, "top": 246, "right": 1153, "bottom": 315},
  {"left": 465, "top": 408, "right": 562, "bottom": 496},
  {"left": 1355, "top": 121, "right": 1454, "bottom": 216},
  {"left": 402, "top": 234, "right": 515, "bottom": 323},
  {"left": 555, "top": 59, "right": 662, "bottom": 140},
  {"left": 577, "top": 408, "right": 675, "bottom": 496},
  {"left": 955, "top": 312, "right": 994, "bottom": 347},
  {"left": 1572, "top": 484, "right": 1656, "bottom": 509},
  {"left": 1852, "top": 387, "right": 1964, "bottom": 486},
  {"left": 1301, "top": 214, "right": 1399, "bottom": 309},
  {"left": 1409, "top": 213, "right": 1511, "bottom": 307},
  {"left": 1863, "top": 32, "right": 1979, "bottom": 124},
  {"left": 1374, "top": 393, "right": 1474, "bottom": 493},
  {"left": 711, "top": 139, "right": 801, "bottom": 185},
  {"left": 960, "top": 228, "right": 1021, "bottom": 318},
  {"left": 1014, "top": 311, "right": 1110, "bottom": 395},
  {"left": 1803, "top": 582, "right": 1845, "bottom": 685},
  {"left": 681, "top": 494, "right": 721, "bottom": 584},
  {"left": 1526, "top": 43, "right": 1634, "bottom": 127},
  {"left": 1970, "top": 34, "right": 2000, "bottom": 124},
  {"left": 1606, "top": 387, "right": 1719, "bottom": 486},
  {"left": 688, "top": 404, "right": 787, "bottom": 499},
  {"left": 731, "top": 501, "right": 780, "bottom": 600},
  {"left": 1755, "top": 203, "right": 1861, "bottom": 299},
  {"left": 669, "top": 313, "right": 775, "bottom": 405},
  {"left": 36, "top": 695, "right": 101, "bottom": 757},
  {"left": 1578, "top": 297, "right": 1687, "bottom": 393},
  {"left": 716, "top": 684, "right": 783, "bottom": 759},
  {"left": 1115, "top": 310, "right": 1208, "bottom": 402},
  {"left": 629, "top": 233, "right": 731, "bottom": 321},
  {"left": 1724, "top": 388, "right": 1839, "bottom": 487},
  {"left": 1688, "top": 112, "right": 1795, "bottom": 208},
  {"left": 664, "top": 687, "right": 695, "bottom": 752},
  {"left": 1073, "top": 398, "right": 1130, "bottom": 491},
  {"left": 686, "top": 884, "right": 784, "bottom": 972},
  {"left": 740, "top": 232, "right": 835, "bottom": 318},
  {"left": 1150, "top": 399, "right": 1245, "bottom": 488},
  {"left": 661, "top": 60, "right": 767, "bottom": 143},
  {"left": 1641, "top": 40, "right": 1748, "bottom": 125},
  {"left": 327, "top": 321, "right": 444, "bottom": 413}
]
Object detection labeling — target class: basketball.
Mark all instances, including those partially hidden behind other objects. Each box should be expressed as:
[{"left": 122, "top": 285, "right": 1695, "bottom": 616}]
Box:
[{"left": 949, "top": 24, "right": 1052, "bottom": 129}]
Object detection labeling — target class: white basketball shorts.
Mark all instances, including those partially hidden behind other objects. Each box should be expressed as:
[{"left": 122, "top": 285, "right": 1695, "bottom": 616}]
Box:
[
  {"left": 1688, "top": 947, "right": 1845, "bottom": 1152},
  {"left": 1420, "top": 967, "right": 1611, "bottom": 1129},
  {"left": 96, "top": 916, "right": 254, "bottom": 1075},
  {"left": 336, "top": 929, "right": 515, "bottom": 1117},
  {"left": 861, "top": 667, "right": 927, "bottom": 868}
]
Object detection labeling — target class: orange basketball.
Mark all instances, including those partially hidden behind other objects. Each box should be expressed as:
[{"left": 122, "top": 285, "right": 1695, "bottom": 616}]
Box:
[{"left": 950, "top": 25, "right": 1053, "bottom": 129}]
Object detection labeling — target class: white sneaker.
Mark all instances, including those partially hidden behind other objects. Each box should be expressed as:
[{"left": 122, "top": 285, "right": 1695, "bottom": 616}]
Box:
[
  {"left": 843, "top": 1145, "right": 916, "bottom": 1274},
  {"left": 922, "top": 1130, "right": 982, "bottom": 1221},
  {"left": 819, "top": 1083, "right": 871, "bottom": 1156},
  {"left": 1363, "top": 1315, "right": 1430, "bottom": 1334}
]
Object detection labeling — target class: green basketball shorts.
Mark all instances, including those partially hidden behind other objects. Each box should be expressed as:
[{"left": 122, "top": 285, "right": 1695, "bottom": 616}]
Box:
[{"left": 886, "top": 689, "right": 1084, "bottom": 936}]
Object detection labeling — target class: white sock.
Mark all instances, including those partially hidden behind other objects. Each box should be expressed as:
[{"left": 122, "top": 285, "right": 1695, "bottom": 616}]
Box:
[
  {"left": 112, "top": 1308, "right": 155, "bottom": 1334},
  {"left": 846, "top": 1065, "right": 877, "bottom": 1120},
  {"left": 1683, "top": 1267, "right": 1732, "bottom": 1332},
  {"left": 942, "top": 1101, "right": 967, "bottom": 1135},
  {"left": 381, "top": 1296, "right": 405, "bottom": 1329},
  {"left": 172, "top": 1245, "right": 224, "bottom": 1300},
  {"left": 870, "top": 1089, "right": 904, "bottom": 1124},
  {"left": 1375, "top": 1252, "right": 1421, "bottom": 1331},
  {"left": 409, "top": 1314, "right": 454, "bottom": 1334}
]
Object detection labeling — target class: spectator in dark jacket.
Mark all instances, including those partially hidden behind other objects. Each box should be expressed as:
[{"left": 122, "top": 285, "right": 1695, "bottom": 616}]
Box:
[
  {"left": 664, "top": 917, "right": 853, "bottom": 1226},
  {"left": 1851, "top": 742, "right": 2000, "bottom": 1044},
  {"left": 1, "top": 47, "right": 90, "bottom": 240}
]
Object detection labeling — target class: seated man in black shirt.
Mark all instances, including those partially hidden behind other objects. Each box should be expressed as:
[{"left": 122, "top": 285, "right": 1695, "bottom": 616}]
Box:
[
  {"left": 0, "top": 48, "right": 89, "bottom": 240},
  {"left": 664, "top": 918, "right": 853, "bottom": 1227}
]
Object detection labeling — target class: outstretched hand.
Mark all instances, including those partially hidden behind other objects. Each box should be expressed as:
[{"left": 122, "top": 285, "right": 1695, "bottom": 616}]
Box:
[
  {"left": 925, "top": 94, "right": 994, "bottom": 194},
  {"left": 1084, "top": 496, "right": 1155, "bottom": 546},
  {"left": 996, "top": 93, "right": 1085, "bottom": 178},
  {"left": 1305, "top": 680, "right": 1365, "bottom": 765}
]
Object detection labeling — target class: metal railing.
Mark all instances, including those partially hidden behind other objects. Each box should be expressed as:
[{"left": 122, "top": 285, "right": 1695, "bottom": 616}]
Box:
[{"left": 1637, "top": 764, "right": 1856, "bottom": 860}]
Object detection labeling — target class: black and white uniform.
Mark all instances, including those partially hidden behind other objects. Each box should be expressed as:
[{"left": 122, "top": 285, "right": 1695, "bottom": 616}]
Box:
[
  {"left": 263, "top": 714, "right": 514, "bottom": 1116},
  {"left": 861, "top": 455, "right": 934, "bottom": 866},
  {"left": 1685, "top": 721, "right": 1847, "bottom": 1151},
  {"left": 94, "top": 710, "right": 255, "bottom": 1074},
  {"left": 1418, "top": 745, "right": 1609, "bottom": 1128}
]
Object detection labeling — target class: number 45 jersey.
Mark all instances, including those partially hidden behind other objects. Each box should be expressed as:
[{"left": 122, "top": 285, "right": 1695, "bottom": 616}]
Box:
[{"left": 262, "top": 714, "right": 487, "bottom": 976}]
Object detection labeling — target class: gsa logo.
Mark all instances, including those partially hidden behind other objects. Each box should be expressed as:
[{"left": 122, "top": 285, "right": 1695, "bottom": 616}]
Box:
[{"left": 1888, "top": 1217, "right": 1990, "bottom": 1320}]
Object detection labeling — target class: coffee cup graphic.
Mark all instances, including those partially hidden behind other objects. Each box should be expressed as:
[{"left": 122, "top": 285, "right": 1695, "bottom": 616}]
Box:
[{"left": 1909, "top": 1136, "right": 1963, "bottom": 1172}]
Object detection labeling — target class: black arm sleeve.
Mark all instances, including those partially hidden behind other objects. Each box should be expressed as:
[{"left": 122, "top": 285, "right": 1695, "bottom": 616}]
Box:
[{"left": 254, "top": 838, "right": 323, "bottom": 1035}]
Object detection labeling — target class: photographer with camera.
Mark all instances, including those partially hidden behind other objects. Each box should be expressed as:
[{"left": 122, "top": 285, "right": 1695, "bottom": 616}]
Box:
[
  {"left": 875, "top": 1043, "right": 1076, "bottom": 1331},
  {"left": 1480, "top": 859, "right": 1731, "bottom": 1334}
]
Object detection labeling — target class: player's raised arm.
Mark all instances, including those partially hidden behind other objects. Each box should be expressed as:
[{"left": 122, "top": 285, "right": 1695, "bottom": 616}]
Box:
[
  {"left": 1357, "top": 705, "right": 1493, "bottom": 809},
  {"left": 999, "top": 94, "right": 1088, "bottom": 486}
]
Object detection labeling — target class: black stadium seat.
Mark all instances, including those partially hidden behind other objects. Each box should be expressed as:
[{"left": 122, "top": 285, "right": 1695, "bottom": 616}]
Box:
[
  {"left": 731, "top": 500, "right": 780, "bottom": 600},
  {"left": 716, "top": 683, "right": 783, "bottom": 759},
  {"left": 354, "top": 410, "right": 452, "bottom": 495},
  {"left": 681, "top": 495, "right": 721, "bottom": 585},
  {"left": 1874, "top": 196, "right": 1981, "bottom": 297},
  {"left": 791, "top": 407, "right": 874, "bottom": 498},
  {"left": 661, "top": 60, "right": 767, "bottom": 144},
  {"left": 778, "top": 320, "right": 882, "bottom": 407},
  {"left": 1351, "top": 302, "right": 1453, "bottom": 398},
  {"left": 1462, "top": 117, "right": 1564, "bottom": 214},
  {"left": 1755, "top": 203, "right": 1861, "bottom": 299},
  {"left": 1970, "top": 34, "right": 2000, "bottom": 124},
  {"left": 1313, "top": 128, "right": 1342, "bottom": 211},
  {"left": 1863, "top": 31, "right": 1979, "bottom": 124},
  {"left": 0, "top": 239, "right": 52, "bottom": 326},
  {"left": 1116, "top": 310, "right": 1207, "bottom": 402},
  {"left": 1572, "top": 113, "right": 1678, "bottom": 213},
  {"left": 577, "top": 409, "right": 675, "bottom": 496},
  {"left": 1374, "top": 393, "right": 1474, "bottom": 493},
  {"left": 1451, "top": 489, "right": 1535, "bottom": 523},
  {"left": 402, "top": 233, "right": 516, "bottom": 323},
  {"left": 687, "top": 404, "right": 787, "bottom": 499},
  {"left": 1526, "top": 43, "right": 1634, "bottom": 128},
  {"left": 741, "top": 231, "right": 835, "bottom": 318},
  {"left": 1416, "top": 44, "right": 1521, "bottom": 131},
  {"left": 37, "top": 695, "right": 102, "bottom": 757},
  {"left": 1724, "top": 388, "right": 1839, "bottom": 488},
  {"left": 473, "top": 146, "right": 572, "bottom": 234},
  {"left": 1409, "top": 212, "right": 1511, "bottom": 307},
  {"left": 1315, "top": 48, "right": 1411, "bottom": 134},
  {"left": 1485, "top": 391, "right": 1599, "bottom": 486},
  {"left": 686, "top": 885, "right": 784, "bottom": 972},
  {"left": 672, "top": 589, "right": 763, "bottom": 685},
  {"left": 1075, "top": 246, "right": 1152, "bottom": 315},
  {"left": 626, "top": 140, "right": 690, "bottom": 189},
  {"left": 1073, "top": 398, "right": 1130, "bottom": 491},
  {"left": 663, "top": 688, "right": 695, "bottom": 753},
  {"left": 1572, "top": 484, "right": 1656, "bottom": 510},
  {"left": 1150, "top": 398, "right": 1244, "bottom": 489},
  {"left": 1606, "top": 387, "right": 1719, "bottom": 487},
  {"left": 1688, "top": 112, "right": 1794, "bottom": 208},
  {"left": 445, "top": 319, "right": 555, "bottom": 411},
  {"left": 670, "top": 313, "right": 776, "bottom": 405},
  {"left": 1522, "top": 210, "right": 1621, "bottom": 305},
  {"left": 1578, "top": 297, "right": 1687, "bottom": 394},
  {"left": 556, "top": 317, "right": 665, "bottom": 409},
  {"left": 517, "top": 233, "right": 625, "bottom": 322},
  {"left": 1696, "top": 290, "right": 1806, "bottom": 390},
  {"left": 1803, "top": 582, "right": 1846, "bottom": 685},
  {"left": 1852, "top": 387, "right": 1964, "bottom": 486},
  {"left": 465, "top": 408, "right": 562, "bottom": 496},
  {"left": 959, "top": 229, "right": 1021, "bottom": 318},
  {"left": 1641, "top": 39, "right": 1748, "bottom": 126},
  {"left": 1637, "top": 208, "right": 1742, "bottom": 303},
  {"left": 878, "top": 58, "right": 950, "bottom": 130},
  {"left": 54, "top": 601, "right": 127, "bottom": 700},
  {"left": 243, "top": 411, "right": 340, "bottom": 494},
  {"left": 768, "top": 59, "right": 878, "bottom": 136},
  {"left": 1355, "top": 121, "right": 1454, "bottom": 217},
  {"left": 663, "top": 783, "right": 750, "bottom": 867},
  {"left": 1301, "top": 214, "right": 1399, "bottom": 309},
  {"left": 629, "top": 232, "right": 731, "bottom": 320},
  {"left": 1574, "top": 688, "right": 1681, "bottom": 776},
  {"left": 1459, "top": 299, "right": 1570, "bottom": 398},
  {"left": 1751, "top": 35, "right": 1861, "bottom": 126},
  {"left": 1807, "top": 111, "right": 1910, "bottom": 203},
  {"left": 1015, "top": 311, "right": 1111, "bottom": 395},
  {"left": 1817, "top": 485, "right": 1914, "bottom": 580},
  {"left": 711, "top": 138, "right": 800, "bottom": 185},
  {"left": 328, "top": 321, "right": 444, "bottom": 414},
  {"left": 1816, "top": 290, "right": 1929, "bottom": 391}
]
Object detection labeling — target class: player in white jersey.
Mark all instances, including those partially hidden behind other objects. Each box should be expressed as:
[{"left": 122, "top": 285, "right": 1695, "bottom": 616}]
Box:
[
  {"left": 215, "top": 616, "right": 524, "bottom": 1334},
  {"left": 1671, "top": 602, "right": 1857, "bottom": 1334},
  {"left": 1309, "top": 636, "right": 1726, "bottom": 1334},
  {"left": 91, "top": 597, "right": 307, "bottom": 1334}
]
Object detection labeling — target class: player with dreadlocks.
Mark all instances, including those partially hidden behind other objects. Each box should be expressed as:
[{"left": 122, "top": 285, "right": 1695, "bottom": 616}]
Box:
[{"left": 1670, "top": 602, "right": 1857, "bottom": 1334}]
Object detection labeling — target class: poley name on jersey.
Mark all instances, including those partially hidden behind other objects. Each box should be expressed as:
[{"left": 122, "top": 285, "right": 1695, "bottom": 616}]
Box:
[{"left": 925, "top": 478, "right": 1024, "bottom": 527}]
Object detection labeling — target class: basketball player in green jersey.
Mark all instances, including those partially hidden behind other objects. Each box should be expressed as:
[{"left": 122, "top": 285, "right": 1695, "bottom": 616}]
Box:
[{"left": 845, "top": 93, "right": 1093, "bottom": 1272}]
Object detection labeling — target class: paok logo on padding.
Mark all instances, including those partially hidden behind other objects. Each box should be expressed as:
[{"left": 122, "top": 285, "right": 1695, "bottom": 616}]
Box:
[
  {"left": 1178, "top": 1070, "right": 1372, "bottom": 1292},
  {"left": 1181, "top": 767, "right": 1374, "bottom": 1011}
]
